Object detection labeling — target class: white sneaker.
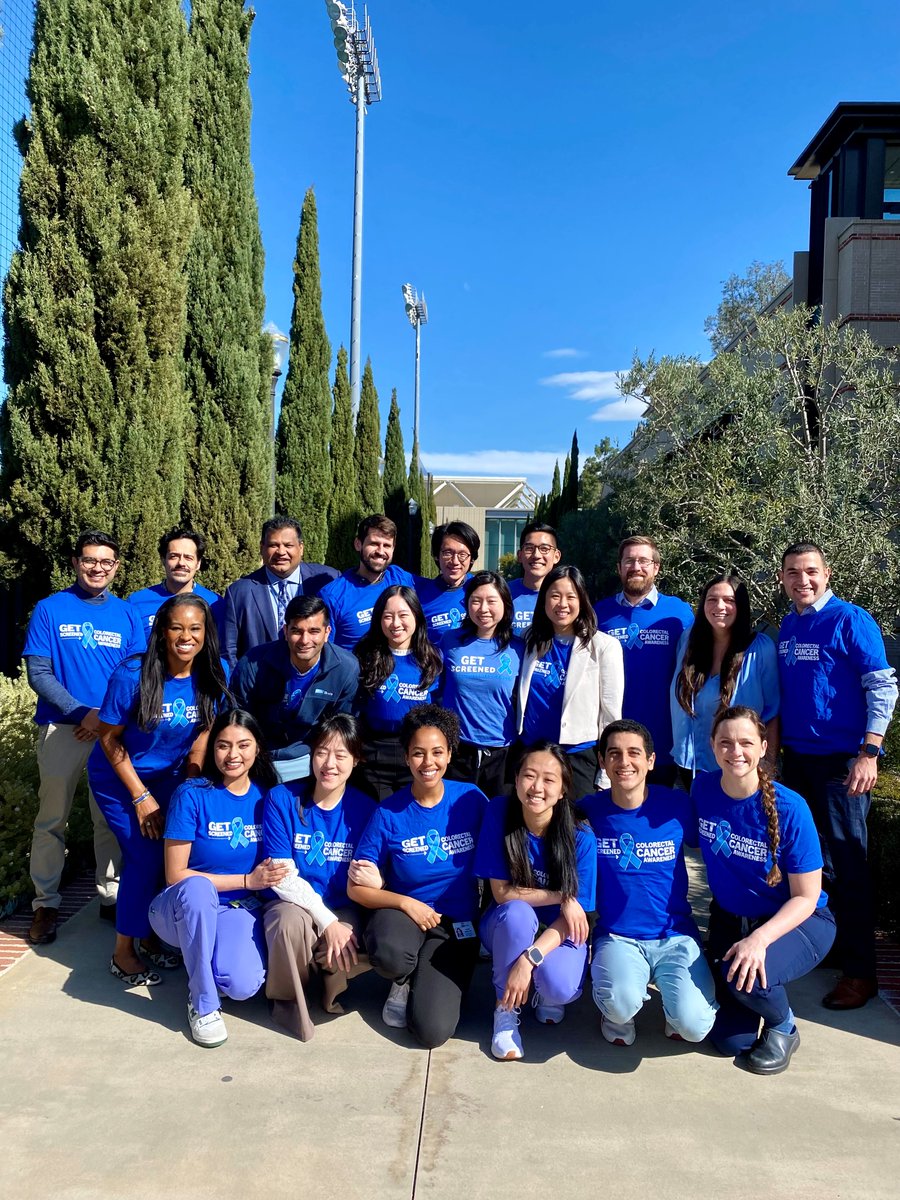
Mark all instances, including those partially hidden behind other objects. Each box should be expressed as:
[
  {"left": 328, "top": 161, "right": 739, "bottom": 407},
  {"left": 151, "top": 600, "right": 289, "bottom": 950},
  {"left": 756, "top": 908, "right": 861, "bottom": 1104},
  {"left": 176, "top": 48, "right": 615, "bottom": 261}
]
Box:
[
  {"left": 664, "top": 1020, "right": 684, "bottom": 1041},
  {"left": 382, "top": 981, "right": 410, "bottom": 1028},
  {"left": 491, "top": 1007, "right": 524, "bottom": 1060},
  {"left": 601, "top": 1016, "right": 636, "bottom": 1046},
  {"left": 188, "top": 1001, "right": 228, "bottom": 1048},
  {"left": 532, "top": 991, "right": 565, "bottom": 1025}
]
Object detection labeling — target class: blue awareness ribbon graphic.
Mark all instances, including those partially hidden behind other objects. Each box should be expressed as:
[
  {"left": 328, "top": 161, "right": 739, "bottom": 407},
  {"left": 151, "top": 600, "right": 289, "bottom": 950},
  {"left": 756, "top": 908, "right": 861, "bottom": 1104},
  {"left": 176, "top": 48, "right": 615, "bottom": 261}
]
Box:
[
  {"left": 229, "top": 817, "right": 250, "bottom": 850},
  {"left": 711, "top": 820, "right": 733, "bottom": 857},
  {"left": 449, "top": 607, "right": 462, "bottom": 629},
  {"left": 80, "top": 622, "right": 98, "bottom": 650},
  {"left": 548, "top": 662, "right": 561, "bottom": 688},
  {"left": 383, "top": 673, "right": 400, "bottom": 703},
  {"left": 617, "top": 832, "right": 642, "bottom": 870},
  {"left": 169, "top": 697, "right": 189, "bottom": 728},
  {"left": 785, "top": 635, "right": 798, "bottom": 667},
  {"left": 625, "top": 622, "right": 643, "bottom": 651},
  {"left": 306, "top": 830, "right": 327, "bottom": 866},
  {"left": 425, "top": 829, "right": 449, "bottom": 864},
  {"left": 498, "top": 653, "right": 512, "bottom": 676}
]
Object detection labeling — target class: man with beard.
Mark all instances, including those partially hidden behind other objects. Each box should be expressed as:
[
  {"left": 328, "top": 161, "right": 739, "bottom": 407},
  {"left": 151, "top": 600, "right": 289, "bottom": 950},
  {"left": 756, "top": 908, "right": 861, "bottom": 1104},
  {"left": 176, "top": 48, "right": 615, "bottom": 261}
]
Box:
[
  {"left": 319, "top": 515, "right": 415, "bottom": 650},
  {"left": 593, "top": 536, "right": 693, "bottom": 785}
]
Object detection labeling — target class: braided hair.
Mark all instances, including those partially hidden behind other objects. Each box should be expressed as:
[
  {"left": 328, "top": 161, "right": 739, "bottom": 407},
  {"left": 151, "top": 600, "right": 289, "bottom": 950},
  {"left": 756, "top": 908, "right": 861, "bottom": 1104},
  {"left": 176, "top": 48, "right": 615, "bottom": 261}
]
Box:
[{"left": 712, "top": 704, "right": 781, "bottom": 887}]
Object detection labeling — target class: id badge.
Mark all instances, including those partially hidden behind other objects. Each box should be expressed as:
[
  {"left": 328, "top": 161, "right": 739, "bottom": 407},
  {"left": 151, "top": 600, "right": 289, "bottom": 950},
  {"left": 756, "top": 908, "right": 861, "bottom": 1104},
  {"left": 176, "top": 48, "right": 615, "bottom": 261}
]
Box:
[
  {"left": 229, "top": 895, "right": 262, "bottom": 912},
  {"left": 452, "top": 920, "right": 476, "bottom": 940}
]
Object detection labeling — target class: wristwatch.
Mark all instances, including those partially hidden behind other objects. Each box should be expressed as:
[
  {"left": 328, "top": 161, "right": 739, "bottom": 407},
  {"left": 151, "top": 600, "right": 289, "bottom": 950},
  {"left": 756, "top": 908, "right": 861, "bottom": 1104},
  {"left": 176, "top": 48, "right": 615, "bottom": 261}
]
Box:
[
  {"left": 524, "top": 945, "right": 544, "bottom": 967},
  {"left": 861, "top": 743, "right": 880, "bottom": 758}
]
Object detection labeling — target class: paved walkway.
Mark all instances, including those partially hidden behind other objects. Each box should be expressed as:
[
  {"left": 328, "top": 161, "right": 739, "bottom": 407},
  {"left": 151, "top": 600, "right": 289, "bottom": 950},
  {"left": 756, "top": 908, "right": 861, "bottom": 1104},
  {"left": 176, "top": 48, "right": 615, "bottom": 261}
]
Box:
[{"left": 1, "top": 885, "right": 899, "bottom": 1200}]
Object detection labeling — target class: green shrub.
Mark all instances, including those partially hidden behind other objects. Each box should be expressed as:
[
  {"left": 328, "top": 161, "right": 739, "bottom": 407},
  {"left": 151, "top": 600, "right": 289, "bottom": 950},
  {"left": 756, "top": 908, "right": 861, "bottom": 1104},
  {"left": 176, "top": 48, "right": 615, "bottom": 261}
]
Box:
[
  {"left": 872, "top": 773, "right": 900, "bottom": 937},
  {"left": 0, "top": 668, "right": 93, "bottom": 916}
]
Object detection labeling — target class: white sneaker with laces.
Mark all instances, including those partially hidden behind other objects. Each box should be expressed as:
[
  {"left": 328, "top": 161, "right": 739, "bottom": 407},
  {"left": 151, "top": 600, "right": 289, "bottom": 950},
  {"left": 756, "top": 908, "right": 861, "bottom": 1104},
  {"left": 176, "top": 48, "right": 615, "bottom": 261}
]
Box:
[
  {"left": 664, "top": 1020, "right": 684, "bottom": 1041},
  {"left": 532, "top": 991, "right": 565, "bottom": 1025},
  {"left": 601, "top": 1015, "right": 636, "bottom": 1046},
  {"left": 188, "top": 1001, "right": 228, "bottom": 1048},
  {"left": 491, "top": 1007, "right": 524, "bottom": 1060},
  {"left": 382, "top": 981, "right": 410, "bottom": 1028}
]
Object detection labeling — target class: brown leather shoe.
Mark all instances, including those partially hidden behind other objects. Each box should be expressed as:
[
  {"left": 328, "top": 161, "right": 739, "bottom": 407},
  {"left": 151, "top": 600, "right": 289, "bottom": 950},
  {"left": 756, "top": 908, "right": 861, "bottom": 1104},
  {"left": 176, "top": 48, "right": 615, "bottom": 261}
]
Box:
[
  {"left": 822, "top": 976, "right": 878, "bottom": 1010},
  {"left": 28, "top": 907, "right": 59, "bottom": 945}
]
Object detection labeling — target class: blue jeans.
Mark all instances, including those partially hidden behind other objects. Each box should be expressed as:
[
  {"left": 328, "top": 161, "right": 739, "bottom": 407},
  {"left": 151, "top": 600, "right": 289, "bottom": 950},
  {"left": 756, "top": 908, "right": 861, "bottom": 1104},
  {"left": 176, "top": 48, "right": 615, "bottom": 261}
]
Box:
[
  {"left": 782, "top": 748, "right": 875, "bottom": 978},
  {"left": 591, "top": 932, "right": 718, "bottom": 1042}
]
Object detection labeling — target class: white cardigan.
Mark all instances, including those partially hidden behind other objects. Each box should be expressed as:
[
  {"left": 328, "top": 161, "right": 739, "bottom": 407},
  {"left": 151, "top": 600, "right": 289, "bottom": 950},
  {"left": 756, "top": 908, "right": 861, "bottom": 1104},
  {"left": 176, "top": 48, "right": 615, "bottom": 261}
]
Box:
[{"left": 517, "top": 630, "right": 625, "bottom": 745}]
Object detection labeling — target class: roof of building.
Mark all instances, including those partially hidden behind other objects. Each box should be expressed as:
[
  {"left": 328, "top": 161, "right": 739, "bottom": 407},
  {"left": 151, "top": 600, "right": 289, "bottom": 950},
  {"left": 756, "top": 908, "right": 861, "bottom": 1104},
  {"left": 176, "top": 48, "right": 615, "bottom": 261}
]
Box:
[
  {"left": 432, "top": 476, "right": 538, "bottom": 511},
  {"left": 789, "top": 101, "right": 900, "bottom": 180}
]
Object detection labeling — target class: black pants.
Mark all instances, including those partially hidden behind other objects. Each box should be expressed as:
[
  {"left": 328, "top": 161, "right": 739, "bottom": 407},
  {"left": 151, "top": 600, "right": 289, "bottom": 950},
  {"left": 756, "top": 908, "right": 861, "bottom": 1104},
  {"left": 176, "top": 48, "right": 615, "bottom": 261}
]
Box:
[
  {"left": 446, "top": 741, "right": 510, "bottom": 799},
  {"left": 353, "top": 734, "right": 411, "bottom": 802},
  {"left": 566, "top": 744, "right": 600, "bottom": 800},
  {"left": 365, "top": 909, "right": 479, "bottom": 1048}
]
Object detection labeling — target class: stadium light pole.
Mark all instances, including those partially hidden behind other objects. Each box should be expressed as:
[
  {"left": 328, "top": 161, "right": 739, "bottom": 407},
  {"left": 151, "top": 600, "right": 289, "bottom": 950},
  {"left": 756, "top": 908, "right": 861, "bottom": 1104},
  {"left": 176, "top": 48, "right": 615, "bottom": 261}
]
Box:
[
  {"left": 402, "top": 283, "right": 428, "bottom": 463},
  {"left": 323, "top": 2, "right": 382, "bottom": 416}
]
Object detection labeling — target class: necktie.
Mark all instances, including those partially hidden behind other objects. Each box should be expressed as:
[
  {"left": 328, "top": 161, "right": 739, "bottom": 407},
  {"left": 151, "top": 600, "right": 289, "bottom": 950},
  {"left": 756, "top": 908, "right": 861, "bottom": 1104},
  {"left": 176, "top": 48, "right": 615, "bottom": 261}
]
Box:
[{"left": 277, "top": 579, "right": 290, "bottom": 629}]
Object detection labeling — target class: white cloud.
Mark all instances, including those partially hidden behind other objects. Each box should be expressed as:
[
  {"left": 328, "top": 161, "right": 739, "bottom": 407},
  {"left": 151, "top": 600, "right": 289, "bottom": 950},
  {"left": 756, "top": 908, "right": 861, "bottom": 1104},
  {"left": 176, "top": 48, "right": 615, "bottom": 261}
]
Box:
[
  {"left": 589, "top": 396, "right": 647, "bottom": 422},
  {"left": 540, "top": 369, "right": 624, "bottom": 402},
  {"left": 542, "top": 347, "right": 586, "bottom": 359},
  {"left": 421, "top": 449, "right": 564, "bottom": 478}
]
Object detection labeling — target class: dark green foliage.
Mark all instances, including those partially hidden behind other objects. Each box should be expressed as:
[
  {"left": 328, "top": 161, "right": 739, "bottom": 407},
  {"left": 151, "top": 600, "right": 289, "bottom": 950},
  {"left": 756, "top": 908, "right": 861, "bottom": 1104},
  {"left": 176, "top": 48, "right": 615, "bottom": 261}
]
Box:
[
  {"left": 327, "top": 346, "right": 358, "bottom": 569},
  {"left": 703, "top": 260, "right": 791, "bottom": 355},
  {"left": 406, "top": 430, "right": 426, "bottom": 575},
  {"left": 871, "top": 785, "right": 900, "bottom": 935},
  {"left": 383, "top": 389, "right": 409, "bottom": 565},
  {"left": 182, "top": 0, "right": 272, "bottom": 591},
  {"left": 421, "top": 471, "right": 437, "bottom": 576},
  {"left": 275, "top": 187, "right": 332, "bottom": 561},
  {"left": 563, "top": 430, "right": 579, "bottom": 514},
  {"left": 354, "top": 357, "right": 383, "bottom": 517},
  {"left": 1, "top": 0, "right": 194, "bottom": 598},
  {"left": 579, "top": 437, "right": 616, "bottom": 509}
]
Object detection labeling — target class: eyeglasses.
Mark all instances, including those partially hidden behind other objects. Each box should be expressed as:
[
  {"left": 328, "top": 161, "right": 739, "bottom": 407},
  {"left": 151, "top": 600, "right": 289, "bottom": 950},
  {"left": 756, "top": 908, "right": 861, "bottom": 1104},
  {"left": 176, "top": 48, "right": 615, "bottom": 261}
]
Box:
[
  {"left": 78, "top": 557, "right": 117, "bottom": 571},
  {"left": 521, "top": 544, "right": 556, "bottom": 557},
  {"left": 621, "top": 556, "right": 656, "bottom": 568},
  {"left": 440, "top": 550, "right": 471, "bottom": 563}
]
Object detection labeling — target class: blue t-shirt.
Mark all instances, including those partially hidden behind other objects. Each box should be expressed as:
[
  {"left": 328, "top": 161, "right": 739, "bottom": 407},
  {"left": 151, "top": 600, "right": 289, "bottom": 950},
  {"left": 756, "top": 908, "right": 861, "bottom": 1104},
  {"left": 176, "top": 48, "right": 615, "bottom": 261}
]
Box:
[
  {"left": 415, "top": 575, "right": 470, "bottom": 646},
  {"left": 778, "top": 595, "right": 890, "bottom": 755},
  {"left": 670, "top": 631, "right": 780, "bottom": 772},
  {"left": 692, "top": 771, "right": 827, "bottom": 919},
  {"left": 359, "top": 651, "right": 440, "bottom": 735},
  {"left": 474, "top": 794, "right": 596, "bottom": 923},
  {"left": 320, "top": 565, "right": 416, "bottom": 650},
  {"left": 127, "top": 582, "right": 223, "bottom": 645},
  {"left": 263, "top": 781, "right": 376, "bottom": 909},
  {"left": 90, "top": 658, "right": 207, "bottom": 778},
  {"left": 285, "top": 660, "right": 322, "bottom": 712},
  {"left": 580, "top": 785, "right": 698, "bottom": 941},
  {"left": 354, "top": 779, "right": 487, "bottom": 920},
  {"left": 164, "top": 779, "right": 266, "bottom": 901},
  {"left": 522, "top": 637, "right": 578, "bottom": 746},
  {"left": 508, "top": 579, "right": 540, "bottom": 639},
  {"left": 594, "top": 593, "right": 694, "bottom": 768},
  {"left": 440, "top": 632, "right": 523, "bottom": 747},
  {"left": 23, "top": 587, "right": 145, "bottom": 725}
]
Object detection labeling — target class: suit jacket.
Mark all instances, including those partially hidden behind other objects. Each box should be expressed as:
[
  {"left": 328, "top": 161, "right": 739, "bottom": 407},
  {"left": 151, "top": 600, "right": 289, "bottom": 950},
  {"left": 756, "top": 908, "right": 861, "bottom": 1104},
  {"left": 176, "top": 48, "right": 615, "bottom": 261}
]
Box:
[{"left": 221, "top": 563, "right": 338, "bottom": 667}]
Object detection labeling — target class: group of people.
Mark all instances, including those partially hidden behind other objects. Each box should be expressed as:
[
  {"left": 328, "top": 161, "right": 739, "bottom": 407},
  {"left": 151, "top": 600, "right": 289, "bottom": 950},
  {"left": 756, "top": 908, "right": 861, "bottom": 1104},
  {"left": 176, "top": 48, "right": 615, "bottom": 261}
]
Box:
[{"left": 21, "top": 512, "right": 897, "bottom": 1074}]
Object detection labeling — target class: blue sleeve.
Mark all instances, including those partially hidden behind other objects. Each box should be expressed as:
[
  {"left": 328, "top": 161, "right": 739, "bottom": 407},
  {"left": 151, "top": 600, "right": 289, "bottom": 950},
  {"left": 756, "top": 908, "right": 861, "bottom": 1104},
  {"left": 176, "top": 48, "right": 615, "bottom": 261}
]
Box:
[
  {"left": 262, "top": 786, "right": 296, "bottom": 860},
  {"left": 574, "top": 826, "right": 597, "bottom": 910},
  {"left": 778, "top": 789, "right": 824, "bottom": 876},
  {"left": 681, "top": 793, "right": 700, "bottom": 848},
  {"left": 473, "top": 798, "right": 510, "bottom": 881},
  {"left": 841, "top": 608, "right": 896, "bottom": 735},
  {"left": 757, "top": 634, "right": 780, "bottom": 721},
  {"left": 22, "top": 600, "right": 55, "bottom": 658},
  {"left": 98, "top": 661, "right": 141, "bottom": 726},
  {"left": 125, "top": 606, "right": 146, "bottom": 655},
  {"left": 25, "top": 655, "right": 88, "bottom": 722},
  {"left": 164, "top": 783, "right": 201, "bottom": 842},
  {"left": 354, "top": 807, "right": 390, "bottom": 867}
]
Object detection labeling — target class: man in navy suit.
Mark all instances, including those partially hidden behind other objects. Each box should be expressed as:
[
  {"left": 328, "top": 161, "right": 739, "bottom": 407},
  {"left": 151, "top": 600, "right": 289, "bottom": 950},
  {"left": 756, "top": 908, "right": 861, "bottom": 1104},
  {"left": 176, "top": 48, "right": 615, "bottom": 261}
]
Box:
[{"left": 221, "top": 516, "right": 338, "bottom": 667}]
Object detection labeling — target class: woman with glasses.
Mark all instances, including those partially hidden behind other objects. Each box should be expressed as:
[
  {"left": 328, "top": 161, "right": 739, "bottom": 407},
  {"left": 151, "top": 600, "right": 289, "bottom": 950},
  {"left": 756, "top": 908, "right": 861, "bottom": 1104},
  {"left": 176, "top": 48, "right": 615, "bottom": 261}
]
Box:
[{"left": 414, "top": 521, "right": 480, "bottom": 647}]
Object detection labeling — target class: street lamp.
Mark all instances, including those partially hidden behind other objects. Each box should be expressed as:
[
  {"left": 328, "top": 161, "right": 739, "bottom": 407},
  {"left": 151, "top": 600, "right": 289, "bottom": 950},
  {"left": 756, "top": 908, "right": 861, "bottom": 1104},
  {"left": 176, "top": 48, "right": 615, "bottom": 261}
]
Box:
[
  {"left": 323, "top": 1, "right": 382, "bottom": 416},
  {"left": 402, "top": 283, "right": 428, "bottom": 463},
  {"left": 269, "top": 329, "right": 289, "bottom": 514}
]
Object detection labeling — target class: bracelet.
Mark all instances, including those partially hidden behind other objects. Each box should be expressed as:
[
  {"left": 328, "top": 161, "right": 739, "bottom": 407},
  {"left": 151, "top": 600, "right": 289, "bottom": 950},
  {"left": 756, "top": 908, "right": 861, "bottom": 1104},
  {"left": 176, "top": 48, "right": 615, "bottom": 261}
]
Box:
[
  {"left": 243, "top": 873, "right": 249, "bottom": 891},
  {"left": 131, "top": 790, "right": 151, "bottom": 807}
]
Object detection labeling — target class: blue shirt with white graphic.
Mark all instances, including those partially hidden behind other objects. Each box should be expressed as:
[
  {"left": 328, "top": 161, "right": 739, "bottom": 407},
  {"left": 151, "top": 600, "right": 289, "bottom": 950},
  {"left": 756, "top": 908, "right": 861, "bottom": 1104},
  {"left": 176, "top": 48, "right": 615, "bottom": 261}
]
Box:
[
  {"left": 23, "top": 587, "right": 145, "bottom": 725},
  {"left": 127, "top": 582, "right": 223, "bottom": 645},
  {"left": 778, "top": 594, "right": 892, "bottom": 755},
  {"left": 354, "top": 780, "right": 488, "bottom": 920},
  {"left": 359, "top": 650, "right": 440, "bottom": 735},
  {"left": 164, "top": 779, "right": 266, "bottom": 901},
  {"left": 523, "top": 636, "right": 584, "bottom": 747},
  {"left": 692, "top": 771, "right": 827, "bottom": 919},
  {"left": 474, "top": 794, "right": 596, "bottom": 923},
  {"left": 415, "top": 575, "right": 470, "bottom": 646},
  {"left": 580, "top": 785, "right": 698, "bottom": 940},
  {"left": 440, "top": 632, "right": 523, "bottom": 747},
  {"left": 594, "top": 591, "right": 694, "bottom": 768},
  {"left": 263, "top": 781, "right": 376, "bottom": 909},
  {"left": 320, "top": 565, "right": 416, "bottom": 650},
  {"left": 285, "top": 660, "right": 322, "bottom": 713},
  {"left": 508, "top": 579, "right": 540, "bottom": 639}
]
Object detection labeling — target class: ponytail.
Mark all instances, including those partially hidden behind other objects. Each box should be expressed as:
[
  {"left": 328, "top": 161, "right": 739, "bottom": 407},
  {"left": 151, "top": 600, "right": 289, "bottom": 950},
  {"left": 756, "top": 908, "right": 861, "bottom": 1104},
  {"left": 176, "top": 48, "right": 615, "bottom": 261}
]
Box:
[{"left": 758, "top": 766, "right": 782, "bottom": 887}]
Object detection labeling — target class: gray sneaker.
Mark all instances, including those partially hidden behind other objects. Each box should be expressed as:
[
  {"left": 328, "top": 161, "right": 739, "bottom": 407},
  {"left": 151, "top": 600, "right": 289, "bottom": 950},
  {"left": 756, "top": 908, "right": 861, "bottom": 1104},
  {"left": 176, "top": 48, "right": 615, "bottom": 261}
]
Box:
[{"left": 188, "top": 1000, "right": 228, "bottom": 1048}]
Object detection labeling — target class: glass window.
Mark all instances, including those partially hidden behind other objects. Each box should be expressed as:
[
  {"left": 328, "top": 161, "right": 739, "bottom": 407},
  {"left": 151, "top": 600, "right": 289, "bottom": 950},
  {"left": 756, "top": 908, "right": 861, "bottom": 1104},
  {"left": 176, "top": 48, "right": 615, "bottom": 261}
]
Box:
[{"left": 884, "top": 144, "right": 900, "bottom": 219}]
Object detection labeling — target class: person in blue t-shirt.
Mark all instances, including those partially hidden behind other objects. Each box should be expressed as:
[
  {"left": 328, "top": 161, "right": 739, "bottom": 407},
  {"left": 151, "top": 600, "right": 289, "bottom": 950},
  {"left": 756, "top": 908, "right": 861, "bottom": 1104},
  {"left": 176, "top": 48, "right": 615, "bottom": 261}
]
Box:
[
  {"left": 671, "top": 573, "right": 780, "bottom": 779},
  {"left": 695, "top": 705, "right": 836, "bottom": 1075},
  {"left": 581, "top": 720, "right": 717, "bottom": 1049},
  {"left": 441, "top": 570, "right": 523, "bottom": 797},
  {"left": 149, "top": 710, "right": 288, "bottom": 1048},
  {"left": 348, "top": 705, "right": 488, "bottom": 1049},
  {"left": 263, "top": 714, "right": 377, "bottom": 1040},
  {"left": 89, "top": 594, "right": 231, "bottom": 987},
  {"left": 415, "top": 520, "right": 479, "bottom": 646},
  {"left": 353, "top": 586, "right": 442, "bottom": 800},
  {"left": 594, "top": 535, "right": 693, "bottom": 785},
  {"left": 475, "top": 742, "right": 596, "bottom": 1061},
  {"left": 23, "top": 529, "right": 145, "bottom": 946},
  {"left": 777, "top": 542, "right": 897, "bottom": 1012},
  {"left": 319, "top": 514, "right": 416, "bottom": 650},
  {"left": 508, "top": 521, "right": 561, "bottom": 639},
  {"left": 127, "top": 526, "right": 223, "bottom": 646}
]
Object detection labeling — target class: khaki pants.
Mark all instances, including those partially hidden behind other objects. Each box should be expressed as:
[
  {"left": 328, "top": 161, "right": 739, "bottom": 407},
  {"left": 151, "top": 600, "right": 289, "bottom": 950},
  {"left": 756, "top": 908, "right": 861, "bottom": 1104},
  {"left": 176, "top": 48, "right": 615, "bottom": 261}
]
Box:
[{"left": 30, "top": 723, "right": 120, "bottom": 910}]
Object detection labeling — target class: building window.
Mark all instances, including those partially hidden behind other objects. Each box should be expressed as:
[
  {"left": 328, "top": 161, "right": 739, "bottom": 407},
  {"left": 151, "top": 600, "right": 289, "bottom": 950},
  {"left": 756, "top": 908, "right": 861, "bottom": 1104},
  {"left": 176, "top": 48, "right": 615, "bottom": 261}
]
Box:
[
  {"left": 484, "top": 516, "right": 527, "bottom": 571},
  {"left": 885, "top": 143, "right": 900, "bottom": 220}
]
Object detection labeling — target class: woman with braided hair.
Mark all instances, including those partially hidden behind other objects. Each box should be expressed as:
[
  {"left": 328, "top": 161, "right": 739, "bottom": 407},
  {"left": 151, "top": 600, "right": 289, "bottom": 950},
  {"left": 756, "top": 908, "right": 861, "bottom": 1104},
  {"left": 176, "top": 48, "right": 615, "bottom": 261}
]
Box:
[{"left": 692, "top": 705, "right": 835, "bottom": 1074}]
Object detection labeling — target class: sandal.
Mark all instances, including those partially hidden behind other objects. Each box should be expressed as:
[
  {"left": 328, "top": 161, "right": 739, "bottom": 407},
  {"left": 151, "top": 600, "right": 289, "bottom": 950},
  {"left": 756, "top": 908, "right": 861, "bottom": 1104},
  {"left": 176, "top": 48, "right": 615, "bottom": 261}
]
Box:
[
  {"left": 138, "top": 942, "right": 182, "bottom": 970},
  {"left": 109, "top": 956, "right": 162, "bottom": 987}
]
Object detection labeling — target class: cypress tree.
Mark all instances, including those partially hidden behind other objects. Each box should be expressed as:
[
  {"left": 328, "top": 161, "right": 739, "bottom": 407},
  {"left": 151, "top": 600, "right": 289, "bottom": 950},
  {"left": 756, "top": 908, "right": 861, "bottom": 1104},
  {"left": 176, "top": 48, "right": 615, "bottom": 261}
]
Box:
[
  {"left": 561, "top": 453, "right": 572, "bottom": 517},
  {"left": 383, "top": 389, "right": 408, "bottom": 564},
  {"left": 564, "top": 429, "right": 579, "bottom": 514},
  {"left": 275, "top": 187, "right": 332, "bottom": 561},
  {"left": 406, "top": 430, "right": 424, "bottom": 574},
  {"left": 354, "top": 357, "right": 383, "bottom": 517},
  {"left": 421, "top": 470, "right": 437, "bottom": 578},
  {"left": 327, "top": 346, "right": 358, "bottom": 568},
  {"left": 1, "top": 0, "right": 194, "bottom": 598},
  {"left": 181, "top": 0, "right": 273, "bottom": 591},
  {"left": 547, "top": 461, "right": 562, "bottom": 526}
]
